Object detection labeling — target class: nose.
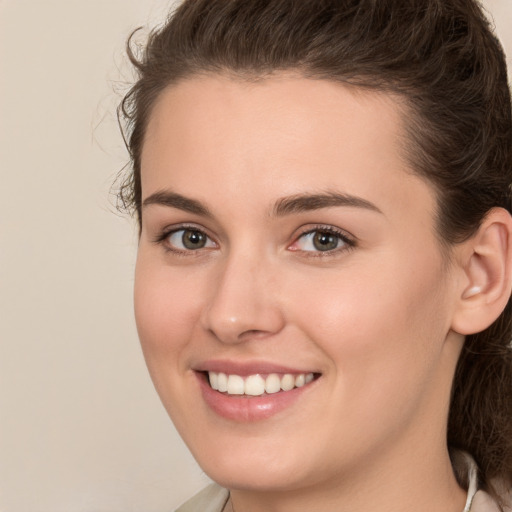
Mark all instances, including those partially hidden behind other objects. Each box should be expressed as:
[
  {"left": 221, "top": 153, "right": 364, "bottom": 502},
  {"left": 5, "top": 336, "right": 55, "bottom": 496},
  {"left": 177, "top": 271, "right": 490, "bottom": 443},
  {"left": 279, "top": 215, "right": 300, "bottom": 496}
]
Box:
[{"left": 200, "top": 252, "right": 285, "bottom": 344}]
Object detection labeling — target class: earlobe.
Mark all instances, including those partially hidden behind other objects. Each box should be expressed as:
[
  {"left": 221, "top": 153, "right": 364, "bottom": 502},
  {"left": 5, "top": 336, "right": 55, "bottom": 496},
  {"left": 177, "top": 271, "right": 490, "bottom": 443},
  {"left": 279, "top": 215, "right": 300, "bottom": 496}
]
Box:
[{"left": 451, "top": 207, "right": 512, "bottom": 336}]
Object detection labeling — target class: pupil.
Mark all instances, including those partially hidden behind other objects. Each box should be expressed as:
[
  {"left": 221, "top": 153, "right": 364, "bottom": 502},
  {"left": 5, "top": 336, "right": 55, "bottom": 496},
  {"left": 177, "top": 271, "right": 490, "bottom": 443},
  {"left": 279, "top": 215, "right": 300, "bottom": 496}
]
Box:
[
  {"left": 313, "top": 232, "right": 338, "bottom": 251},
  {"left": 183, "top": 230, "right": 206, "bottom": 249}
]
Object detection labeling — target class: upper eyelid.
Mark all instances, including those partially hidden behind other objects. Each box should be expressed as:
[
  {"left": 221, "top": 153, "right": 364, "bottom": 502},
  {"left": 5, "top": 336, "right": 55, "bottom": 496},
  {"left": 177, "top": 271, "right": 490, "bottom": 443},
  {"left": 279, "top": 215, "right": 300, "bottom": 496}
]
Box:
[
  {"left": 153, "top": 223, "right": 214, "bottom": 242},
  {"left": 293, "top": 224, "right": 356, "bottom": 243}
]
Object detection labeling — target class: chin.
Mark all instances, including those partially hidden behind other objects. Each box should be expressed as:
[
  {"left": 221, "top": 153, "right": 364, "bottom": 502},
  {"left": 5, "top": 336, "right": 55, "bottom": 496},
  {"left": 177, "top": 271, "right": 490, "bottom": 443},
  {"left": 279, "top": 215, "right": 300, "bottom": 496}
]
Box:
[
  {"left": 203, "top": 460, "right": 310, "bottom": 493},
  {"left": 187, "top": 432, "right": 328, "bottom": 493}
]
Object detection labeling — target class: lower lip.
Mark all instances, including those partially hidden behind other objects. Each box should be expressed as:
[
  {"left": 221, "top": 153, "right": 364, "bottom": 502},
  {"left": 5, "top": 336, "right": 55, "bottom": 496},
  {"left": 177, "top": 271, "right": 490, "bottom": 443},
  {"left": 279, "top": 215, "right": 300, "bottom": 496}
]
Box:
[{"left": 196, "top": 372, "right": 316, "bottom": 422}]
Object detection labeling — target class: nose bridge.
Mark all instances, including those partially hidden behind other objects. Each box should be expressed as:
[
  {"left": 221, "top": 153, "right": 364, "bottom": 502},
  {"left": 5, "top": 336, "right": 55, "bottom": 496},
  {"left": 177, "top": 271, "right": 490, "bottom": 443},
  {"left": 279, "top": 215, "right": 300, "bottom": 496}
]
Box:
[{"left": 201, "top": 246, "right": 284, "bottom": 343}]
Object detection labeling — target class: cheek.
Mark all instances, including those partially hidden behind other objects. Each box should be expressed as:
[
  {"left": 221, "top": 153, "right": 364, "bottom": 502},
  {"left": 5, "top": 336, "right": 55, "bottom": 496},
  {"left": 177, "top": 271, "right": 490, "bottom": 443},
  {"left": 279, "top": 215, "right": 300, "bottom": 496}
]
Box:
[
  {"left": 287, "top": 251, "right": 452, "bottom": 396},
  {"left": 133, "top": 253, "right": 204, "bottom": 368}
]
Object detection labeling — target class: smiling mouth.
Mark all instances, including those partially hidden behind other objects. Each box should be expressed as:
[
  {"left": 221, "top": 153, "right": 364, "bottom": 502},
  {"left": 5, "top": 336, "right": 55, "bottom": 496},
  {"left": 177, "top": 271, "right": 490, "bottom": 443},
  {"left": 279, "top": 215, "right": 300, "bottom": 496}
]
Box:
[{"left": 207, "top": 371, "right": 317, "bottom": 396}]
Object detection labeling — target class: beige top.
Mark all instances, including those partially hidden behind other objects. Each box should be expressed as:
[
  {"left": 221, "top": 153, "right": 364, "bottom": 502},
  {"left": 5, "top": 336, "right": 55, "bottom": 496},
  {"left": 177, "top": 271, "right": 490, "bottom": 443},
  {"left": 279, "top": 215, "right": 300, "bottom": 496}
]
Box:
[{"left": 175, "top": 453, "right": 506, "bottom": 512}]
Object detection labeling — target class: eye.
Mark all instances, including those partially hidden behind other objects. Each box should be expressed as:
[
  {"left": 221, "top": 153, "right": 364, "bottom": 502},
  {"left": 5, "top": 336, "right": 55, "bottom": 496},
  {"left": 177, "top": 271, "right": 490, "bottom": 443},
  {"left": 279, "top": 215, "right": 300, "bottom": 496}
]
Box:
[
  {"left": 166, "top": 228, "right": 216, "bottom": 251},
  {"left": 290, "top": 228, "right": 354, "bottom": 253}
]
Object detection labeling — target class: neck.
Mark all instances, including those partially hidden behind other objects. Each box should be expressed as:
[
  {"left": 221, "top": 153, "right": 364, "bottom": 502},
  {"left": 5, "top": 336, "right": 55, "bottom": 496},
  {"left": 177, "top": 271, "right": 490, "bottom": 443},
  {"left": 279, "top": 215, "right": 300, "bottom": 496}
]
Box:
[{"left": 229, "top": 441, "right": 467, "bottom": 512}]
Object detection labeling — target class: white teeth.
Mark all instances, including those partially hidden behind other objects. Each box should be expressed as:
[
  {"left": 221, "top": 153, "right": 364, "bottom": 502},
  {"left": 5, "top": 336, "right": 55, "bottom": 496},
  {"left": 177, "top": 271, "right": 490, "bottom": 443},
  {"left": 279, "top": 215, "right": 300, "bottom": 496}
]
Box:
[
  {"left": 280, "top": 373, "right": 295, "bottom": 391},
  {"left": 245, "top": 375, "right": 266, "bottom": 396},
  {"left": 227, "top": 374, "right": 245, "bottom": 395},
  {"left": 265, "top": 373, "right": 281, "bottom": 394},
  {"left": 208, "top": 371, "right": 315, "bottom": 395},
  {"left": 217, "top": 372, "right": 228, "bottom": 392},
  {"left": 209, "top": 372, "right": 219, "bottom": 390}
]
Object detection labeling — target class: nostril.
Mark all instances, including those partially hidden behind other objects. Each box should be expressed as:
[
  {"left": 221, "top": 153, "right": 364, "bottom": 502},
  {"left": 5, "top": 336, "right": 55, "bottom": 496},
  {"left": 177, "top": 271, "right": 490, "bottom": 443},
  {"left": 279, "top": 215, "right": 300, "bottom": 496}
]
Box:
[{"left": 238, "top": 329, "right": 274, "bottom": 341}]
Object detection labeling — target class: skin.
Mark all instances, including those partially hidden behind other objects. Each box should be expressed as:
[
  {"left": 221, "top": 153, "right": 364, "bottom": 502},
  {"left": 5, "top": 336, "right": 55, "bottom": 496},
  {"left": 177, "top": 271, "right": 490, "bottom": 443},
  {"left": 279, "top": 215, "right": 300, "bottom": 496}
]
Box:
[{"left": 135, "top": 75, "right": 469, "bottom": 512}]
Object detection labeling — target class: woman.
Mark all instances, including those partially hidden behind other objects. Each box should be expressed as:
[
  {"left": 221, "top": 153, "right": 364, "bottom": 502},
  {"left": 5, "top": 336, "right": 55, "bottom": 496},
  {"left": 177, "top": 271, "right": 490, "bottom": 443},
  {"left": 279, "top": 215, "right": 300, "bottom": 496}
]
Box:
[{"left": 118, "top": 0, "right": 512, "bottom": 510}]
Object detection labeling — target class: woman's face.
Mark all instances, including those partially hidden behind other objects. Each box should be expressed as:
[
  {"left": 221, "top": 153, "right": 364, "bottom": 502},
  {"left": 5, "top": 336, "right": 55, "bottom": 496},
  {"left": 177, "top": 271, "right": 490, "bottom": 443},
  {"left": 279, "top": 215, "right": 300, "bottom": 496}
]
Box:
[{"left": 135, "top": 75, "right": 464, "bottom": 493}]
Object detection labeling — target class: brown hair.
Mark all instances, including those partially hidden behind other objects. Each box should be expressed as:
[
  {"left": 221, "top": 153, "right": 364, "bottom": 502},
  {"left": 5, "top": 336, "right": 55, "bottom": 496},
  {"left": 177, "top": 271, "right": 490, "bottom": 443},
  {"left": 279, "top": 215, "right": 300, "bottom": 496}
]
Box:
[{"left": 118, "top": 0, "right": 512, "bottom": 504}]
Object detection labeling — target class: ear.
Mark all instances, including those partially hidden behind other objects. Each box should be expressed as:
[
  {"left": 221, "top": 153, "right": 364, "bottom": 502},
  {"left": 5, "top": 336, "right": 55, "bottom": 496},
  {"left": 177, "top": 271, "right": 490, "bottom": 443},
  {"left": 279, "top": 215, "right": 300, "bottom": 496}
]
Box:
[{"left": 451, "top": 207, "right": 512, "bottom": 336}]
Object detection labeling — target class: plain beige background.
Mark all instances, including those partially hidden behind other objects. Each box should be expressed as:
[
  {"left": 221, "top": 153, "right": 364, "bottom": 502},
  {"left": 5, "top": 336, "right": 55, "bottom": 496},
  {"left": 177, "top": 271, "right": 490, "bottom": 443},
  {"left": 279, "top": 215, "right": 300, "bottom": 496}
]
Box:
[{"left": 0, "top": 1, "right": 511, "bottom": 511}]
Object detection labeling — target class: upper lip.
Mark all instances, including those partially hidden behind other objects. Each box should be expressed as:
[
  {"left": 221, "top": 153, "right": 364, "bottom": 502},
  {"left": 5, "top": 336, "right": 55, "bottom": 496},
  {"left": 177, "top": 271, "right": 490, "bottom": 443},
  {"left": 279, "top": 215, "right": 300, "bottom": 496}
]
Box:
[{"left": 194, "top": 359, "right": 318, "bottom": 376}]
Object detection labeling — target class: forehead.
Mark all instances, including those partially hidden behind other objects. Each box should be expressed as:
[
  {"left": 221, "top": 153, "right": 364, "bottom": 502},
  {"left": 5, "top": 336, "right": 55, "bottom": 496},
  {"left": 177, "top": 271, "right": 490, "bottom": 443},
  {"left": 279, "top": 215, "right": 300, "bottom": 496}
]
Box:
[
  {"left": 143, "top": 74, "right": 408, "bottom": 170},
  {"left": 141, "top": 74, "right": 436, "bottom": 225}
]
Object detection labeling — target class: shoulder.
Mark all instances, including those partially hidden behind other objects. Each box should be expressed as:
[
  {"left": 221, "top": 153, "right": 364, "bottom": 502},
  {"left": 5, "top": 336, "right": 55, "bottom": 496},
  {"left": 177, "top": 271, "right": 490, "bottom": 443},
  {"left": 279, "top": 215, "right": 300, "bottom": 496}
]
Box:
[
  {"left": 175, "top": 483, "right": 229, "bottom": 512},
  {"left": 452, "top": 451, "right": 511, "bottom": 512},
  {"left": 471, "top": 489, "right": 511, "bottom": 512}
]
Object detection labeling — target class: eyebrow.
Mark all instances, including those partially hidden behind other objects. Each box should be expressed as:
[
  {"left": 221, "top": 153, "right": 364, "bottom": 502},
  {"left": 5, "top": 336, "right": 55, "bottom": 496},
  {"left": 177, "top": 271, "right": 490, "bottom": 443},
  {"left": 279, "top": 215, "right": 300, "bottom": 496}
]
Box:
[
  {"left": 141, "top": 189, "right": 382, "bottom": 218},
  {"left": 272, "top": 191, "right": 382, "bottom": 217},
  {"left": 142, "top": 190, "right": 213, "bottom": 217}
]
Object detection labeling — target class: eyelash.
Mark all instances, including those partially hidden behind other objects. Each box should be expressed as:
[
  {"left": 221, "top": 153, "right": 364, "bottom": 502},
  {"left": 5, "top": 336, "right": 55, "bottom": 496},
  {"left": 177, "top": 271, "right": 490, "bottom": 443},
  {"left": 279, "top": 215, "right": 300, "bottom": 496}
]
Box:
[
  {"left": 289, "top": 225, "right": 356, "bottom": 257},
  {"left": 153, "top": 224, "right": 217, "bottom": 256},
  {"left": 153, "top": 224, "right": 356, "bottom": 257}
]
